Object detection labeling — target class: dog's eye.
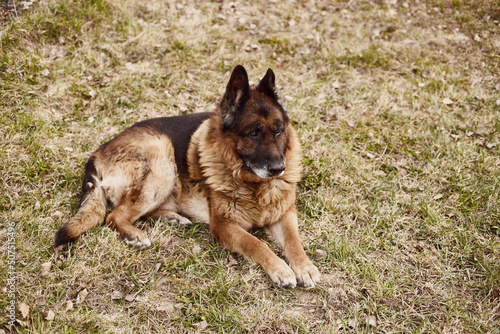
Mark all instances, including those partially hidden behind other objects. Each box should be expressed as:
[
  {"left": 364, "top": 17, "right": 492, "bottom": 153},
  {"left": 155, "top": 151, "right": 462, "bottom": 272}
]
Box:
[{"left": 248, "top": 125, "right": 262, "bottom": 138}]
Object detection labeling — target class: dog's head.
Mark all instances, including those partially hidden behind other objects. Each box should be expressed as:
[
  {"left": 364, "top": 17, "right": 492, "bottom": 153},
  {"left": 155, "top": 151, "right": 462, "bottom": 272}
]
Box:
[{"left": 219, "top": 65, "right": 291, "bottom": 179}]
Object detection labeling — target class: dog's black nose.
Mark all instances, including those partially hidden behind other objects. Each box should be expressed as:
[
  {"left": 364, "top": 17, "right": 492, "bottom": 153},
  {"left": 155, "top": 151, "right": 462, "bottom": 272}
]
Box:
[{"left": 268, "top": 161, "right": 286, "bottom": 176}]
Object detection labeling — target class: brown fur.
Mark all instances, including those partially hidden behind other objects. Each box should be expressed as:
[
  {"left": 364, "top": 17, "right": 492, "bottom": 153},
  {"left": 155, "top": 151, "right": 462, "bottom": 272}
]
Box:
[{"left": 55, "top": 65, "right": 320, "bottom": 288}]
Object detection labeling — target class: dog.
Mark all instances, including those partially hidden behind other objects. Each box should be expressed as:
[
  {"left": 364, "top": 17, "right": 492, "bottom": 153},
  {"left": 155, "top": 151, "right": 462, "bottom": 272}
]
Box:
[{"left": 54, "top": 65, "right": 320, "bottom": 288}]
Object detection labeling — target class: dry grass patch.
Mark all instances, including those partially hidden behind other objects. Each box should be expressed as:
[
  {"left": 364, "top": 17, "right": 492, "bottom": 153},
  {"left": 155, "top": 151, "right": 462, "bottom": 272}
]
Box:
[{"left": 1, "top": 0, "right": 499, "bottom": 332}]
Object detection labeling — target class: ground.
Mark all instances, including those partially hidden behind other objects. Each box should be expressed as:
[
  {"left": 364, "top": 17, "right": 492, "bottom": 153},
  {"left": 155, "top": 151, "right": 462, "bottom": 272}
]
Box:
[{"left": 0, "top": 0, "right": 499, "bottom": 333}]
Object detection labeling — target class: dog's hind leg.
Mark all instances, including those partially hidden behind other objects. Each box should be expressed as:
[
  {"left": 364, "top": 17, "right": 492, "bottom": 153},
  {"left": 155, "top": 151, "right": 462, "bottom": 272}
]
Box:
[
  {"left": 147, "top": 208, "right": 192, "bottom": 226},
  {"left": 109, "top": 158, "right": 181, "bottom": 249},
  {"left": 106, "top": 205, "right": 151, "bottom": 249},
  {"left": 100, "top": 133, "right": 181, "bottom": 249},
  {"left": 107, "top": 165, "right": 180, "bottom": 249}
]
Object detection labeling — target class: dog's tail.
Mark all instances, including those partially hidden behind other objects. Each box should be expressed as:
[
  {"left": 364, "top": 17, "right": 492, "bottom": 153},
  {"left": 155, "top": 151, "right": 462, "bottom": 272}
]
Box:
[{"left": 54, "top": 157, "right": 106, "bottom": 248}]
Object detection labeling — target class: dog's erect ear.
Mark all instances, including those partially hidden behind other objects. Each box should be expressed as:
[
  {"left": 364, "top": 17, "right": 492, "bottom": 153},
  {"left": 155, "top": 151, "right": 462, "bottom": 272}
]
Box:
[
  {"left": 220, "top": 65, "right": 250, "bottom": 128},
  {"left": 256, "top": 68, "right": 278, "bottom": 100}
]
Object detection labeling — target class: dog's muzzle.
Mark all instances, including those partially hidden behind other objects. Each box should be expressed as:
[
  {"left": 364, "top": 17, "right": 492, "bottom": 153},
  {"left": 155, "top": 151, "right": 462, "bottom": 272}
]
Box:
[{"left": 248, "top": 161, "right": 286, "bottom": 178}]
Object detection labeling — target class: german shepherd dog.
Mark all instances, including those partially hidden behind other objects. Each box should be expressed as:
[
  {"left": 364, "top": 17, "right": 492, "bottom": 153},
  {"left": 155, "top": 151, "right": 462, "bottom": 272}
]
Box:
[{"left": 55, "top": 65, "right": 320, "bottom": 288}]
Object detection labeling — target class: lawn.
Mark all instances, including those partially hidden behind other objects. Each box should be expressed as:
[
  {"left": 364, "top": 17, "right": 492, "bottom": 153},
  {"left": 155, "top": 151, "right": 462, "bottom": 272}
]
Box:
[{"left": 0, "top": 0, "right": 499, "bottom": 332}]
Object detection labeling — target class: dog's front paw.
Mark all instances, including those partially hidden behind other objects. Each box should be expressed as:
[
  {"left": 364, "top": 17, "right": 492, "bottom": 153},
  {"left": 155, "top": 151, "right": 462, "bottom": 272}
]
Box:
[
  {"left": 268, "top": 259, "right": 297, "bottom": 288},
  {"left": 292, "top": 260, "right": 320, "bottom": 288}
]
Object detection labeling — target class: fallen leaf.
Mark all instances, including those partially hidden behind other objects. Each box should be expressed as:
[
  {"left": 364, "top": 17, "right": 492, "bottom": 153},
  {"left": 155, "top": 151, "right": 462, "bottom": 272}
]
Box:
[
  {"left": 156, "top": 301, "right": 175, "bottom": 313},
  {"left": 276, "top": 323, "right": 294, "bottom": 333},
  {"left": 155, "top": 275, "right": 169, "bottom": 289},
  {"left": 471, "top": 77, "right": 482, "bottom": 86},
  {"left": 76, "top": 288, "right": 88, "bottom": 304},
  {"left": 442, "top": 98, "right": 454, "bottom": 105},
  {"left": 366, "top": 152, "right": 376, "bottom": 159},
  {"left": 124, "top": 294, "right": 136, "bottom": 302},
  {"left": 52, "top": 211, "right": 64, "bottom": 219},
  {"left": 116, "top": 96, "right": 131, "bottom": 106},
  {"left": 192, "top": 245, "right": 202, "bottom": 254},
  {"left": 284, "top": 308, "right": 303, "bottom": 318},
  {"left": 223, "top": 255, "right": 238, "bottom": 268},
  {"left": 111, "top": 291, "right": 124, "bottom": 300},
  {"left": 45, "top": 310, "right": 55, "bottom": 321},
  {"left": 368, "top": 315, "right": 377, "bottom": 326},
  {"left": 486, "top": 143, "right": 497, "bottom": 149},
  {"left": 40, "top": 262, "right": 52, "bottom": 277},
  {"left": 433, "top": 194, "right": 443, "bottom": 200},
  {"left": 387, "top": 8, "right": 397, "bottom": 16},
  {"left": 65, "top": 300, "right": 73, "bottom": 311},
  {"left": 181, "top": 93, "right": 193, "bottom": 103},
  {"left": 193, "top": 320, "right": 208, "bottom": 330},
  {"left": 315, "top": 249, "right": 326, "bottom": 260},
  {"left": 19, "top": 303, "right": 29, "bottom": 319}
]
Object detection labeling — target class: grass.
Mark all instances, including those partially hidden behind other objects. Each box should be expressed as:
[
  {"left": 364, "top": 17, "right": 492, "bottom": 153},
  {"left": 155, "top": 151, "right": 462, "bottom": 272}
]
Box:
[{"left": 1, "top": 0, "right": 499, "bottom": 332}]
